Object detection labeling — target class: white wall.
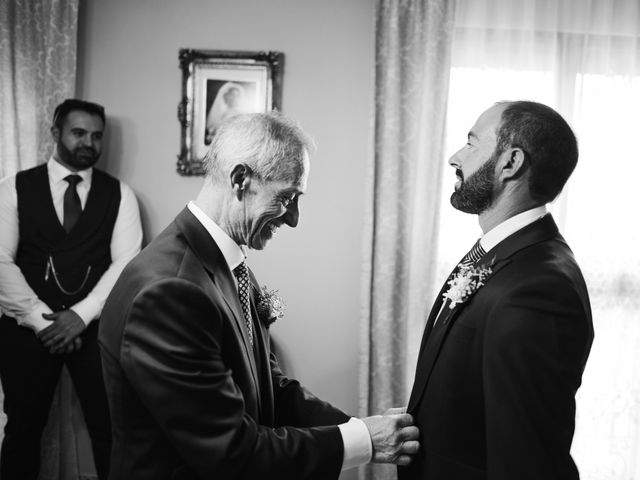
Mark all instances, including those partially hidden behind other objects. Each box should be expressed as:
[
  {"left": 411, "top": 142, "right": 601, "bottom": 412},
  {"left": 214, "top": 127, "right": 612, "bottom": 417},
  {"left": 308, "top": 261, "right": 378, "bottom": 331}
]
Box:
[{"left": 77, "top": 1, "right": 374, "bottom": 475}]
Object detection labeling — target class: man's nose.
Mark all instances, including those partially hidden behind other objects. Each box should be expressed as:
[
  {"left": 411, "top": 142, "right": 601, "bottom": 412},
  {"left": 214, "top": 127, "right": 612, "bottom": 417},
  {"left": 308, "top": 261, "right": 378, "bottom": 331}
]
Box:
[
  {"left": 448, "top": 151, "right": 459, "bottom": 167},
  {"left": 80, "top": 135, "right": 94, "bottom": 148},
  {"left": 283, "top": 200, "right": 299, "bottom": 228}
]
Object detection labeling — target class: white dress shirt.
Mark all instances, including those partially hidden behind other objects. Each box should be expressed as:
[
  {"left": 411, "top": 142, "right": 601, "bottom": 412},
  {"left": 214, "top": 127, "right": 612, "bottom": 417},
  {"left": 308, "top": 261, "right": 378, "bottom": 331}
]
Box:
[
  {"left": 187, "top": 201, "right": 372, "bottom": 471},
  {"left": 479, "top": 206, "right": 548, "bottom": 252},
  {"left": 0, "top": 158, "right": 143, "bottom": 332}
]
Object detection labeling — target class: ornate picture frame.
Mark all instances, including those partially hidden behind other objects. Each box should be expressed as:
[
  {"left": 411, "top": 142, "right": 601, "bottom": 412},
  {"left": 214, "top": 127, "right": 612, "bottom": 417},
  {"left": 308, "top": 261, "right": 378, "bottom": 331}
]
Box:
[{"left": 177, "top": 49, "right": 284, "bottom": 176}]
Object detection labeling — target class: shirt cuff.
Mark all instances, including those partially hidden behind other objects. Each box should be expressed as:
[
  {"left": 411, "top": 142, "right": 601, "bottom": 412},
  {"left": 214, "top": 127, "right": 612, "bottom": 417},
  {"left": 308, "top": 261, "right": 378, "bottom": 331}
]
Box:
[
  {"left": 16, "top": 302, "right": 53, "bottom": 333},
  {"left": 339, "top": 417, "right": 372, "bottom": 471},
  {"left": 70, "top": 294, "right": 100, "bottom": 326}
]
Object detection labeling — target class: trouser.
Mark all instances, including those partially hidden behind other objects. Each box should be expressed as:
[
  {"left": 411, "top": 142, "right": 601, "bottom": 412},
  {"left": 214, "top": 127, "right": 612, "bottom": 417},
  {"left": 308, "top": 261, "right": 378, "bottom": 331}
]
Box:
[{"left": 0, "top": 316, "right": 111, "bottom": 480}]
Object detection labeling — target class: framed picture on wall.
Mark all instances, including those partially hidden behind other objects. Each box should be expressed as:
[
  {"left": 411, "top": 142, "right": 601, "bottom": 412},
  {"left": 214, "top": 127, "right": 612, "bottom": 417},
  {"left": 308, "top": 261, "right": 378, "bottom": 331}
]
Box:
[{"left": 177, "top": 49, "right": 284, "bottom": 175}]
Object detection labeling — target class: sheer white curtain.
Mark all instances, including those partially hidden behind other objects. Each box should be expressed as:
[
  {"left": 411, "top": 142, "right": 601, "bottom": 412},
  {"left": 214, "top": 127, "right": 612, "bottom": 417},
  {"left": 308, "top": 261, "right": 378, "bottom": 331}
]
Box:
[
  {"left": 0, "top": 1, "right": 88, "bottom": 479},
  {"left": 434, "top": 1, "right": 640, "bottom": 478}
]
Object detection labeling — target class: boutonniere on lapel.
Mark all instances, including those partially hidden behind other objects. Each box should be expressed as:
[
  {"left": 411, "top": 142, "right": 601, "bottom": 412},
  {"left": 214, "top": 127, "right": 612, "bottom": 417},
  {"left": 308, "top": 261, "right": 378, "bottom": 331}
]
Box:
[
  {"left": 256, "top": 286, "right": 287, "bottom": 327},
  {"left": 442, "top": 260, "right": 495, "bottom": 310}
]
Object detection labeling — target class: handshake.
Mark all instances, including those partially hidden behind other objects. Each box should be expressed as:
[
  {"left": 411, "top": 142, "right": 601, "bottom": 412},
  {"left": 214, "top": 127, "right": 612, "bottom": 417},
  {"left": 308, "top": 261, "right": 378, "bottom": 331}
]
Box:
[{"left": 362, "top": 407, "right": 420, "bottom": 466}]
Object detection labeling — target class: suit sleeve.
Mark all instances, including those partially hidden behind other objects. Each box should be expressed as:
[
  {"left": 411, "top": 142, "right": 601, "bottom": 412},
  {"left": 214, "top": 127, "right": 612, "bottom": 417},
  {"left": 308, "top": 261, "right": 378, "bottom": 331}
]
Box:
[
  {"left": 482, "top": 274, "right": 592, "bottom": 480},
  {"left": 248, "top": 271, "right": 351, "bottom": 428},
  {"left": 269, "top": 351, "right": 351, "bottom": 428},
  {"left": 121, "top": 277, "right": 345, "bottom": 480}
]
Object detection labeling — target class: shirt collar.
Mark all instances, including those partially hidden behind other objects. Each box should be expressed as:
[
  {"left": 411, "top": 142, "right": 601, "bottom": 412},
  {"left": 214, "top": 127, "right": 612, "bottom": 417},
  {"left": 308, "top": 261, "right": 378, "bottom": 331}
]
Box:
[
  {"left": 187, "top": 201, "right": 246, "bottom": 272},
  {"left": 47, "top": 156, "right": 93, "bottom": 186},
  {"left": 480, "top": 205, "right": 548, "bottom": 252}
]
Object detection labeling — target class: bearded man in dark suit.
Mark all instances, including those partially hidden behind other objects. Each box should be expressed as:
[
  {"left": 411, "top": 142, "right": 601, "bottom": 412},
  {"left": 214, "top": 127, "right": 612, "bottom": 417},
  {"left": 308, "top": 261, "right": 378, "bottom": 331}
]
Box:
[
  {"left": 99, "top": 112, "right": 419, "bottom": 480},
  {"left": 399, "top": 101, "right": 593, "bottom": 480}
]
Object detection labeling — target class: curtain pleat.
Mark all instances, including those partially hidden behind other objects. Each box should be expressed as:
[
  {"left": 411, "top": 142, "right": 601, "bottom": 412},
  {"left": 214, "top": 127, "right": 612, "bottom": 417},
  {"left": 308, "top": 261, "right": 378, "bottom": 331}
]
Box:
[{"left": 359, "top": 1, "right": 456, "bottom": 479}]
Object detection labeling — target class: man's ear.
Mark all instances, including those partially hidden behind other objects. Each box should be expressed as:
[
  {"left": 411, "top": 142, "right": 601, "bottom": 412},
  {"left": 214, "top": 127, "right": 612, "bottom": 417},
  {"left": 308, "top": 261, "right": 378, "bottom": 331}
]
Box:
[
  {"left": 499, "top": 147, "right": 527, "bottom": 181},
  {"left": 51, "top": 126, "right": 60, "bottom": 142},
  {"left": 230, "top": 164, "right": 252, "bottom": 200}
]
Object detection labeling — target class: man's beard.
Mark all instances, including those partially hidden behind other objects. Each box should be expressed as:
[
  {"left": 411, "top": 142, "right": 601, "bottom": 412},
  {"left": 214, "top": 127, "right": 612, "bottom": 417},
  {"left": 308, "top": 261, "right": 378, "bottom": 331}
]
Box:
[
  {"left": 450, "top": 154, "right": 498, "bottom": 214},
  {"left": 57, "top": 141, "right": 100, "bottom": 170}
]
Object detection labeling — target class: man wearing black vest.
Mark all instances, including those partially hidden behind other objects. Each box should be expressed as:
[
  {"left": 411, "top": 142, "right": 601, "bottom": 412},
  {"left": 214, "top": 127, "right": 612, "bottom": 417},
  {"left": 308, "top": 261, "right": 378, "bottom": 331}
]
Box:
[{"left": 0, "top": 99, "right": 143, "bottom": 480}]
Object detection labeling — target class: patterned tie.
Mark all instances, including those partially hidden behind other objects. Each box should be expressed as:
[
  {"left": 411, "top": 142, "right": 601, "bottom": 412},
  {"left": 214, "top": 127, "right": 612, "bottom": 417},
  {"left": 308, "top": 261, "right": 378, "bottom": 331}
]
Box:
[
  {"left": 63, "top": 174, "right": 83, "bottom": 233},
  {"left": 232, "top": 261, "right": 254, "bottom": 347},
  {"left": 459, "top": 239, "right": 486, "bottom": 268},
  {"left": 432, "top": 239, "right": 486, "bottom": 327}
]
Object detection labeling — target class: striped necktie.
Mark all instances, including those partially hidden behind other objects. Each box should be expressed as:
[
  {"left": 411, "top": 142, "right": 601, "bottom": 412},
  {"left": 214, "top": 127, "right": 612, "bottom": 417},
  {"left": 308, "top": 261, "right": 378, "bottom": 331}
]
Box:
[
  {"left": 459, "top": 239, "right": 486, "bottom": 268},
  {"left": 233, "top": 262, "right": 254, "bottom": 347}
]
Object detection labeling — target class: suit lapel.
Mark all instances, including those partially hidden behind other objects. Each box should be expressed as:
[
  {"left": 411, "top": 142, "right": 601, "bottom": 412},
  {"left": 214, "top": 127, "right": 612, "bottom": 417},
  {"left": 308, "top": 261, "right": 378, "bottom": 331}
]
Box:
[
  {"left": 248, "top": 274, "right": 275, "bottom": 423},
  {"left": 174, "top": 208, "right": 262, "bottom": 404},
  {"left": 408, "top": 214, "right": 560, "bottom": 411},
  {"left": 411, "top": 264, "right": 456, "bottom": 365}
]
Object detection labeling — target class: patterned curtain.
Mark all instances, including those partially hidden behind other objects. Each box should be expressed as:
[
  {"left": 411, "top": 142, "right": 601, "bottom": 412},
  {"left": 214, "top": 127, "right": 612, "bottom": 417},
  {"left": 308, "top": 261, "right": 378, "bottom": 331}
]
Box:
[
  {"left": 0, "top": 0, "right": 78, "bottom": 177},
  {"left": 359, "top": 1, "right": 456, "bottom": 479},
  {"left": 0, "top": 1, "right": 84, "bottom": 479}
]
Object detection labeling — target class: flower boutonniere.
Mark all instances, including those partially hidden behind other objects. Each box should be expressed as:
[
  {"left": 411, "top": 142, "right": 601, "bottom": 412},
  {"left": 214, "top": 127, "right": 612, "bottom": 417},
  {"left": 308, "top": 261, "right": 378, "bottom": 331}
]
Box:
[
  {"left": 442, "top": 261, "right": 494, "bottom": 310},
  {"left": 256, "top": 286, "right": 287, "bottom": 327}
]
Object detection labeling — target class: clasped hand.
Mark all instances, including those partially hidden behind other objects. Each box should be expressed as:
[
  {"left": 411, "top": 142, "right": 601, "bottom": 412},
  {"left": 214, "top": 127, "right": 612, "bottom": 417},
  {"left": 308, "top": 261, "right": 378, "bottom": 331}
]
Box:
[
  {"left": 362, "top": 407, "right": 420, "bottom": 466},
  {"left": 37, "top": 309, "right": 85, "bottom": 354}
]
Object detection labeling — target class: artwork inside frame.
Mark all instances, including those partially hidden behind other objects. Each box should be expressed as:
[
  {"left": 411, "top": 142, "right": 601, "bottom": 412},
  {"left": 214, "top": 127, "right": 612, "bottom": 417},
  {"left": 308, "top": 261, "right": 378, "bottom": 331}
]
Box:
[{"left": 177, "top": 49, "right": 284, "bottom": 176}]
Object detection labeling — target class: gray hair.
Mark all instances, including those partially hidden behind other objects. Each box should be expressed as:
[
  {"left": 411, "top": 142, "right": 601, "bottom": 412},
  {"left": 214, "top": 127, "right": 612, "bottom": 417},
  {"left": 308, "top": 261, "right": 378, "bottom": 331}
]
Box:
[{"left": 204, "top": 111, "right": 315, "bottom": 183}]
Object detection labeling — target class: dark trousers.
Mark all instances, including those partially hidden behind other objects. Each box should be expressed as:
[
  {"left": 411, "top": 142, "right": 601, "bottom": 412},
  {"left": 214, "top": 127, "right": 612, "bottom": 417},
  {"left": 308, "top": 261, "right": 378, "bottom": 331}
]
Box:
[{"left": 0, "top": 316, "right": 111, "bottom": 480}]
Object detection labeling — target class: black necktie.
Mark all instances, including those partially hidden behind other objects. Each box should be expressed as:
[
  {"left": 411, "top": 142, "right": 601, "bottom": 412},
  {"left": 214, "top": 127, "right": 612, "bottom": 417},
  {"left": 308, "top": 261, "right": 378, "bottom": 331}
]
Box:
[
  {"left": 233, "top": 262, "right": 254, "bottom": 347},
  {"left": 63, "top": 174, "right": 82, "bottom": 233}
]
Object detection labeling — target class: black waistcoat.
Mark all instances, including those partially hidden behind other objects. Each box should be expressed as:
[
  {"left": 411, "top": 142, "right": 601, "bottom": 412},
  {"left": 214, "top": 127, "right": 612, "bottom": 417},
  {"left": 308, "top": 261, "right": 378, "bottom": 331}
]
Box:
[{"left": 15, "top": 164, "right": 121, "bottom": 312}]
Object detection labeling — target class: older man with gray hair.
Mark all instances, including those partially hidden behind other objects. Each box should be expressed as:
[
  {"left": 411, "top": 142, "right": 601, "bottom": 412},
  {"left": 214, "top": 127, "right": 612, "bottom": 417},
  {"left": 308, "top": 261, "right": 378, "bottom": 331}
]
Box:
[{"left": 99, "top": 111, "right": 419, "bottom": 480}]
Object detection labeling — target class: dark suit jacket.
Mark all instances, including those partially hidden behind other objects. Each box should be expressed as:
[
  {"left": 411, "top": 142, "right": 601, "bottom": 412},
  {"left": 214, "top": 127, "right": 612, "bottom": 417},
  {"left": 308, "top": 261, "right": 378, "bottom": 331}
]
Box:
[
  {"left": 399, "top": 214, "right": 593, "bottom": 480},
  {"left": 99, "top": 208, "right": 350, "bottom": 480}
]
